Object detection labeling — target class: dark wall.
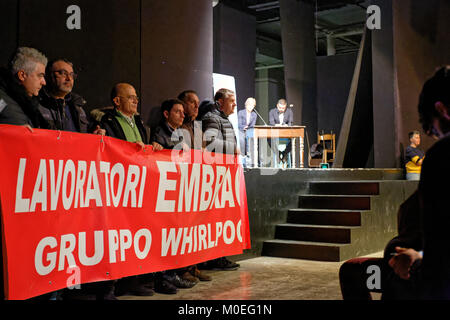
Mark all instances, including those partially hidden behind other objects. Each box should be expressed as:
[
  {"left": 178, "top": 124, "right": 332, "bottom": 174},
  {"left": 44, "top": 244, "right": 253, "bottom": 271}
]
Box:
[
  {"left": 0, "top": 0, "right": 214, "bottom": 129},
  {"left": 10, "top": 0, "right": 141, "bottom": 112},
  {"left": 255, "top": 67, "right": 286, "bottom": 124},
  {"left": 0, "top": 0, "right": 19, "bottom": 67},
  {"left": 316, "top": 53, "right": 357, "bottom": 146},
  {"left": 141, "top": 1, "right": 213, "bottom": 129},
  {"left": 371, "top": 0, "right": 397, "bottom": 168},
  {"left": 393, "top": 0, "right": 450, "bottom": 154},
  {"left": 213, "top": 3, "right": 256, "bottom": 110}
]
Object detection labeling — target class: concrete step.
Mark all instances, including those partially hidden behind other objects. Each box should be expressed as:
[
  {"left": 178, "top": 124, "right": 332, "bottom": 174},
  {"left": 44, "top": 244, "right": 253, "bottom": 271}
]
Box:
[
  {"left": 298, "top": 195, "right": 371, "bottom": 210},
  {"left": 287, "top": 209, "right": 362, "bottom": 226},
  {"left": 262, "top": 239, "right": 348, "bottom": 262},
  {"left": 308, "top": 181, "right": 379, "bottom": 195},
  {"left": 274, "top": 223, "right": 358, "bottom": 244}
]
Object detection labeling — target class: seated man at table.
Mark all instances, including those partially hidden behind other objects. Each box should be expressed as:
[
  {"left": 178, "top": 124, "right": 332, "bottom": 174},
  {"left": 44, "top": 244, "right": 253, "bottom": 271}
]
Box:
[{"left": 268, "top": 99, "right": 293, "bottom": 168}]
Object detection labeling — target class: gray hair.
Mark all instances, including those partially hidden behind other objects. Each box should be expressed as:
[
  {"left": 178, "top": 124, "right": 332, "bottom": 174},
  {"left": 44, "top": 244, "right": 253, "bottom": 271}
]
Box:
[
  {"left": 245, "top": 97, "right": 256, "bottom": 106},
  {"left": 10, "top": 47, "right": 48, "bottom": 75},
  {"left": 214, "top": 88, "right": 235, "bottom": 101}
]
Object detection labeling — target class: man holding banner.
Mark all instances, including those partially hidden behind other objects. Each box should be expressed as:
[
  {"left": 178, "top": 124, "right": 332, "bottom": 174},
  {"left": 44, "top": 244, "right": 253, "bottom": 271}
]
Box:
[
  {"left": 0, "top": 83, "right": 250, "bottom": 300},
  {"left": 0, "top": 47, "right": 50, "bottom": 129},
  {"left": 198, "top": 88, "right": 241, "bottom": 271},
  {"left": 178, "top": 90, "right": 212, "bottom": 282}
]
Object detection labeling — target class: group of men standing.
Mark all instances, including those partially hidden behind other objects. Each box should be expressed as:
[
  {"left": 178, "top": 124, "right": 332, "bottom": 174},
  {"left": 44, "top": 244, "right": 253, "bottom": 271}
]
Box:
[{"left": 0, "top": 47, "right": 241, "bottom": 300}]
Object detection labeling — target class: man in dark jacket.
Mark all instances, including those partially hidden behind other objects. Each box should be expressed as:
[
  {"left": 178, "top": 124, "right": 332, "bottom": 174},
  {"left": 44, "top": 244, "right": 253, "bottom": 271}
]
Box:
[
  {"left": 197, "top": 88, "right": 241, "bottom": 271},
  {"left": 0, "top": 47, "right": 50, "bottom": 301},
  {"left": 268, "top": 98, "right": 293, "bottom": 126},
  {"left": 0, "top": 47, "right": 49, "bottom": 129},
  {"left": 151, "top": 98, "right": 187, "bottom": 149},
  {"left": 93, "top": 83, "right": 166, "bottom": 297},
  {"left": 200, "top": 88, "right": 239, "bottom": 156},
  {"left": 389, "top": 66, "right": 450, "bottom": 299},
  {"left": 176, "top": 90, "right": 212, "bottom": 283},
  {"left": 178, "top": 90, "right": 203, "bottom": 150},
  {"left": 37, "top": 58, "right": 112, "bottom": 300},
  {"left": 39, "top": 58, "right": 103, "bottom": 135},
  {"left": 268, "top": 99, "right": 294, "bottom": 168},
  {"left": 150, "top": 98, "right": 202, "bottom": 293},
  {"left": 94, "top": 83, "right": 150, "bottom": 147}
]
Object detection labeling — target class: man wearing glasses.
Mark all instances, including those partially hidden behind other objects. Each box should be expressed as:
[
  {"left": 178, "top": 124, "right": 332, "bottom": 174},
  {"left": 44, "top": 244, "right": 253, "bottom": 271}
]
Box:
[
  {"left": 94, "top": 83, "right": 152, "bottom": 149},
  {"left": 39, "top": 58, "right": 103, "bottom": 134}
]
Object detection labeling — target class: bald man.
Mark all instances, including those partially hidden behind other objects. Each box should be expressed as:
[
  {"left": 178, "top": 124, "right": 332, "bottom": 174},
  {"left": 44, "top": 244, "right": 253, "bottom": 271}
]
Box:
[
  {"left": 90, "top": 83, "right": 161, "bottom": 297},
  {"left": 93, "top": 83, "right": 148, "bottom": 145}
]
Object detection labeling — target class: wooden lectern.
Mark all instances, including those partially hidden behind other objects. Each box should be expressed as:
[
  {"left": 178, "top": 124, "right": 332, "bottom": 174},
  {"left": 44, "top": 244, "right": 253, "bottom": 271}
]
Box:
[{"left": 252, "top": 125, "right": 305, "bottom": 168}]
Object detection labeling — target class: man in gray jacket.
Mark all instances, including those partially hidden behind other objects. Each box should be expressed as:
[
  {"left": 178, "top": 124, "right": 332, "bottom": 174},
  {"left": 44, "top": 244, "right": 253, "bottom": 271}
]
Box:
[
  {"left": 198, "top": 88, "right": 241, "bottom": 271},
  {"left": 201, "top": 88, "right": 239, "bottom": 156}
]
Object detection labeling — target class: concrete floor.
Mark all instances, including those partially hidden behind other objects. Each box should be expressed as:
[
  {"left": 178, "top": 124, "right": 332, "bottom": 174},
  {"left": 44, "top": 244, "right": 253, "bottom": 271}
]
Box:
[{"left": 119, "top": 252, "right": 383, "bottom": 300}]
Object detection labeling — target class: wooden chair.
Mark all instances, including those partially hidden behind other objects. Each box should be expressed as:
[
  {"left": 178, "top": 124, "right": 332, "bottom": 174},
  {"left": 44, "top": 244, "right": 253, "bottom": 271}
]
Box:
[
  {"left": 318, "top": 131, "right": 336, "bottom": 165},
  {"left": 308, "top": 155, "right": 322, "bottom": 168},
  {"left": 307, "top": 132, "right": 322, "bottom": 168}
]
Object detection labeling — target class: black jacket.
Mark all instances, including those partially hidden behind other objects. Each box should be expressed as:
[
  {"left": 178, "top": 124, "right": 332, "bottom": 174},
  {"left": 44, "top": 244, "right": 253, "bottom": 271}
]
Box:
[
  {"left": 92, "top": 107, "right": 149, "bottom": 144},
  {"left": 268, "top": 107, "right": 294, "bottom": 126},
  {"left": 410, "top": 134, "right": 450, "bottom": 299},
  {"left": 39, "top": 88, "right": 89, "bottom": 132},
  {"left": 199, "top": 100, "right": 237, "bottom": 155},
  {"left": 151, "top": 121, "right": 186, "bottom": 149},
  {"left": 0, "top": 67, "right": 50, "bottom": 128}
]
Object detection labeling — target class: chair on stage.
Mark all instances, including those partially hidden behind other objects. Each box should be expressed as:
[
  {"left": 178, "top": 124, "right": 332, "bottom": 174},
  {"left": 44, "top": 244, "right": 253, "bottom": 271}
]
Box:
[
  {"left": 308, "top": 131, "right": 336, "bottom": 167},
  {"left": 318, "top": 131, "right": 336, "bottom": 166}
]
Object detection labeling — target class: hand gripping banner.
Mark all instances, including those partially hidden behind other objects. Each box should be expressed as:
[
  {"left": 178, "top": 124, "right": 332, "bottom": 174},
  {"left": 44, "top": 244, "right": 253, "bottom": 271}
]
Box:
[{"left": 0, "top": 125, "right": 250, "bottom": 300}]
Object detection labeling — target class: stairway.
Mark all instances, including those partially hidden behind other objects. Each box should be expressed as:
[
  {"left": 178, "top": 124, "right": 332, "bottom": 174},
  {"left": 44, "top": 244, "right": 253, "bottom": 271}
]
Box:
[{"left": 262, "top": 181, "right": 381, "bottom": 262}]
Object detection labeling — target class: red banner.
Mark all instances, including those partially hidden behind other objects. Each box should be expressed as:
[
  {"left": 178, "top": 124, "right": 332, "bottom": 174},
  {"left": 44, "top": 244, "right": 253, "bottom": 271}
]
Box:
[{"left": 0, "top": 125, "right": 250, "bottom": 300}]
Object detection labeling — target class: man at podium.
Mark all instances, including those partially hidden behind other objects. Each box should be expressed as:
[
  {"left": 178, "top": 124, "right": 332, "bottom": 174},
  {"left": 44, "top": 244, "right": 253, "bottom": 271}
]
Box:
[{"left": 238, "top": 97, "right": 257, "bottom": 166}]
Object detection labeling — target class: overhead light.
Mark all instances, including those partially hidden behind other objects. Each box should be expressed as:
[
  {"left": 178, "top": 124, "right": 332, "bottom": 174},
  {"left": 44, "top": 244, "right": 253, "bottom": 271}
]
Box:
[{"left": 213, "top": 0, "right": 219, "bottom": 7}]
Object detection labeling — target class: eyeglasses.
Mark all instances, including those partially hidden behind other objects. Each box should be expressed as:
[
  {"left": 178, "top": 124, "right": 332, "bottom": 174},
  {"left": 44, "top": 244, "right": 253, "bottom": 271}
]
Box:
[
  {"left": 53, "top": 69, "right": 77, "bottom": 80},
  {"left": 118, "top": 95, "right": 139, "bottom": 102}
]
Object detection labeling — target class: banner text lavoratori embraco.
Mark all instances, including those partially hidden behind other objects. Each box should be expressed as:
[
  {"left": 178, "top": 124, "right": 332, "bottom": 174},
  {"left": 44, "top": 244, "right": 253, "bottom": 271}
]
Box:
[{"left": 14, "top": 159, "right": 241, "bottom": 214}]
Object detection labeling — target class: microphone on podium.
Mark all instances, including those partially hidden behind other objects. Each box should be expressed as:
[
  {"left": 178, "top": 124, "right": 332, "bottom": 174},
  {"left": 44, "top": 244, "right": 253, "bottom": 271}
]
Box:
[{"left": 253, "top": 107, "right": 268, "bottom": 126}]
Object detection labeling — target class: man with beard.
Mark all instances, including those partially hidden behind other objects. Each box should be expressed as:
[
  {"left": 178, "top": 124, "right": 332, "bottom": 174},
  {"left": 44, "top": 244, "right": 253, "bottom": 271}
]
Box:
[{"left": 39, "top": 58, "right": 104, "bottom": 135}]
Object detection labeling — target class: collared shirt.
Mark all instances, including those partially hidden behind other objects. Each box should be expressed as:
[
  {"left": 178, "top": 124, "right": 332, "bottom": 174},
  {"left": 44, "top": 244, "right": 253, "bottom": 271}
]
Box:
[{"left": 279, "top": 112, "right": 284, "bottom": 125}]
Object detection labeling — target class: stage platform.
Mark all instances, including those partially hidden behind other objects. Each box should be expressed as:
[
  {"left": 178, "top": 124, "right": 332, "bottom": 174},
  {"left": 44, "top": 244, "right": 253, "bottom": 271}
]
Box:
[{"left": 236, "top": 168, "right": 418, "bottom": 262}]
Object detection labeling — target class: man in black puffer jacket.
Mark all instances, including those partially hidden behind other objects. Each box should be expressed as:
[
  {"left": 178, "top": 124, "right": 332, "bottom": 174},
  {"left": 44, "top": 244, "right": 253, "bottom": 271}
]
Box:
[
  {"left": 197, "top": 88, "right": 241, "bottom": 272},
  {"left": 199, "top": 88, "right": 239, "bottom": 156},
  {"left": 0, "top": 47, "right": 50, "bottom": 301},
  {"left": 0, "top": 47, "right": 50, "bottom": 129}
]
